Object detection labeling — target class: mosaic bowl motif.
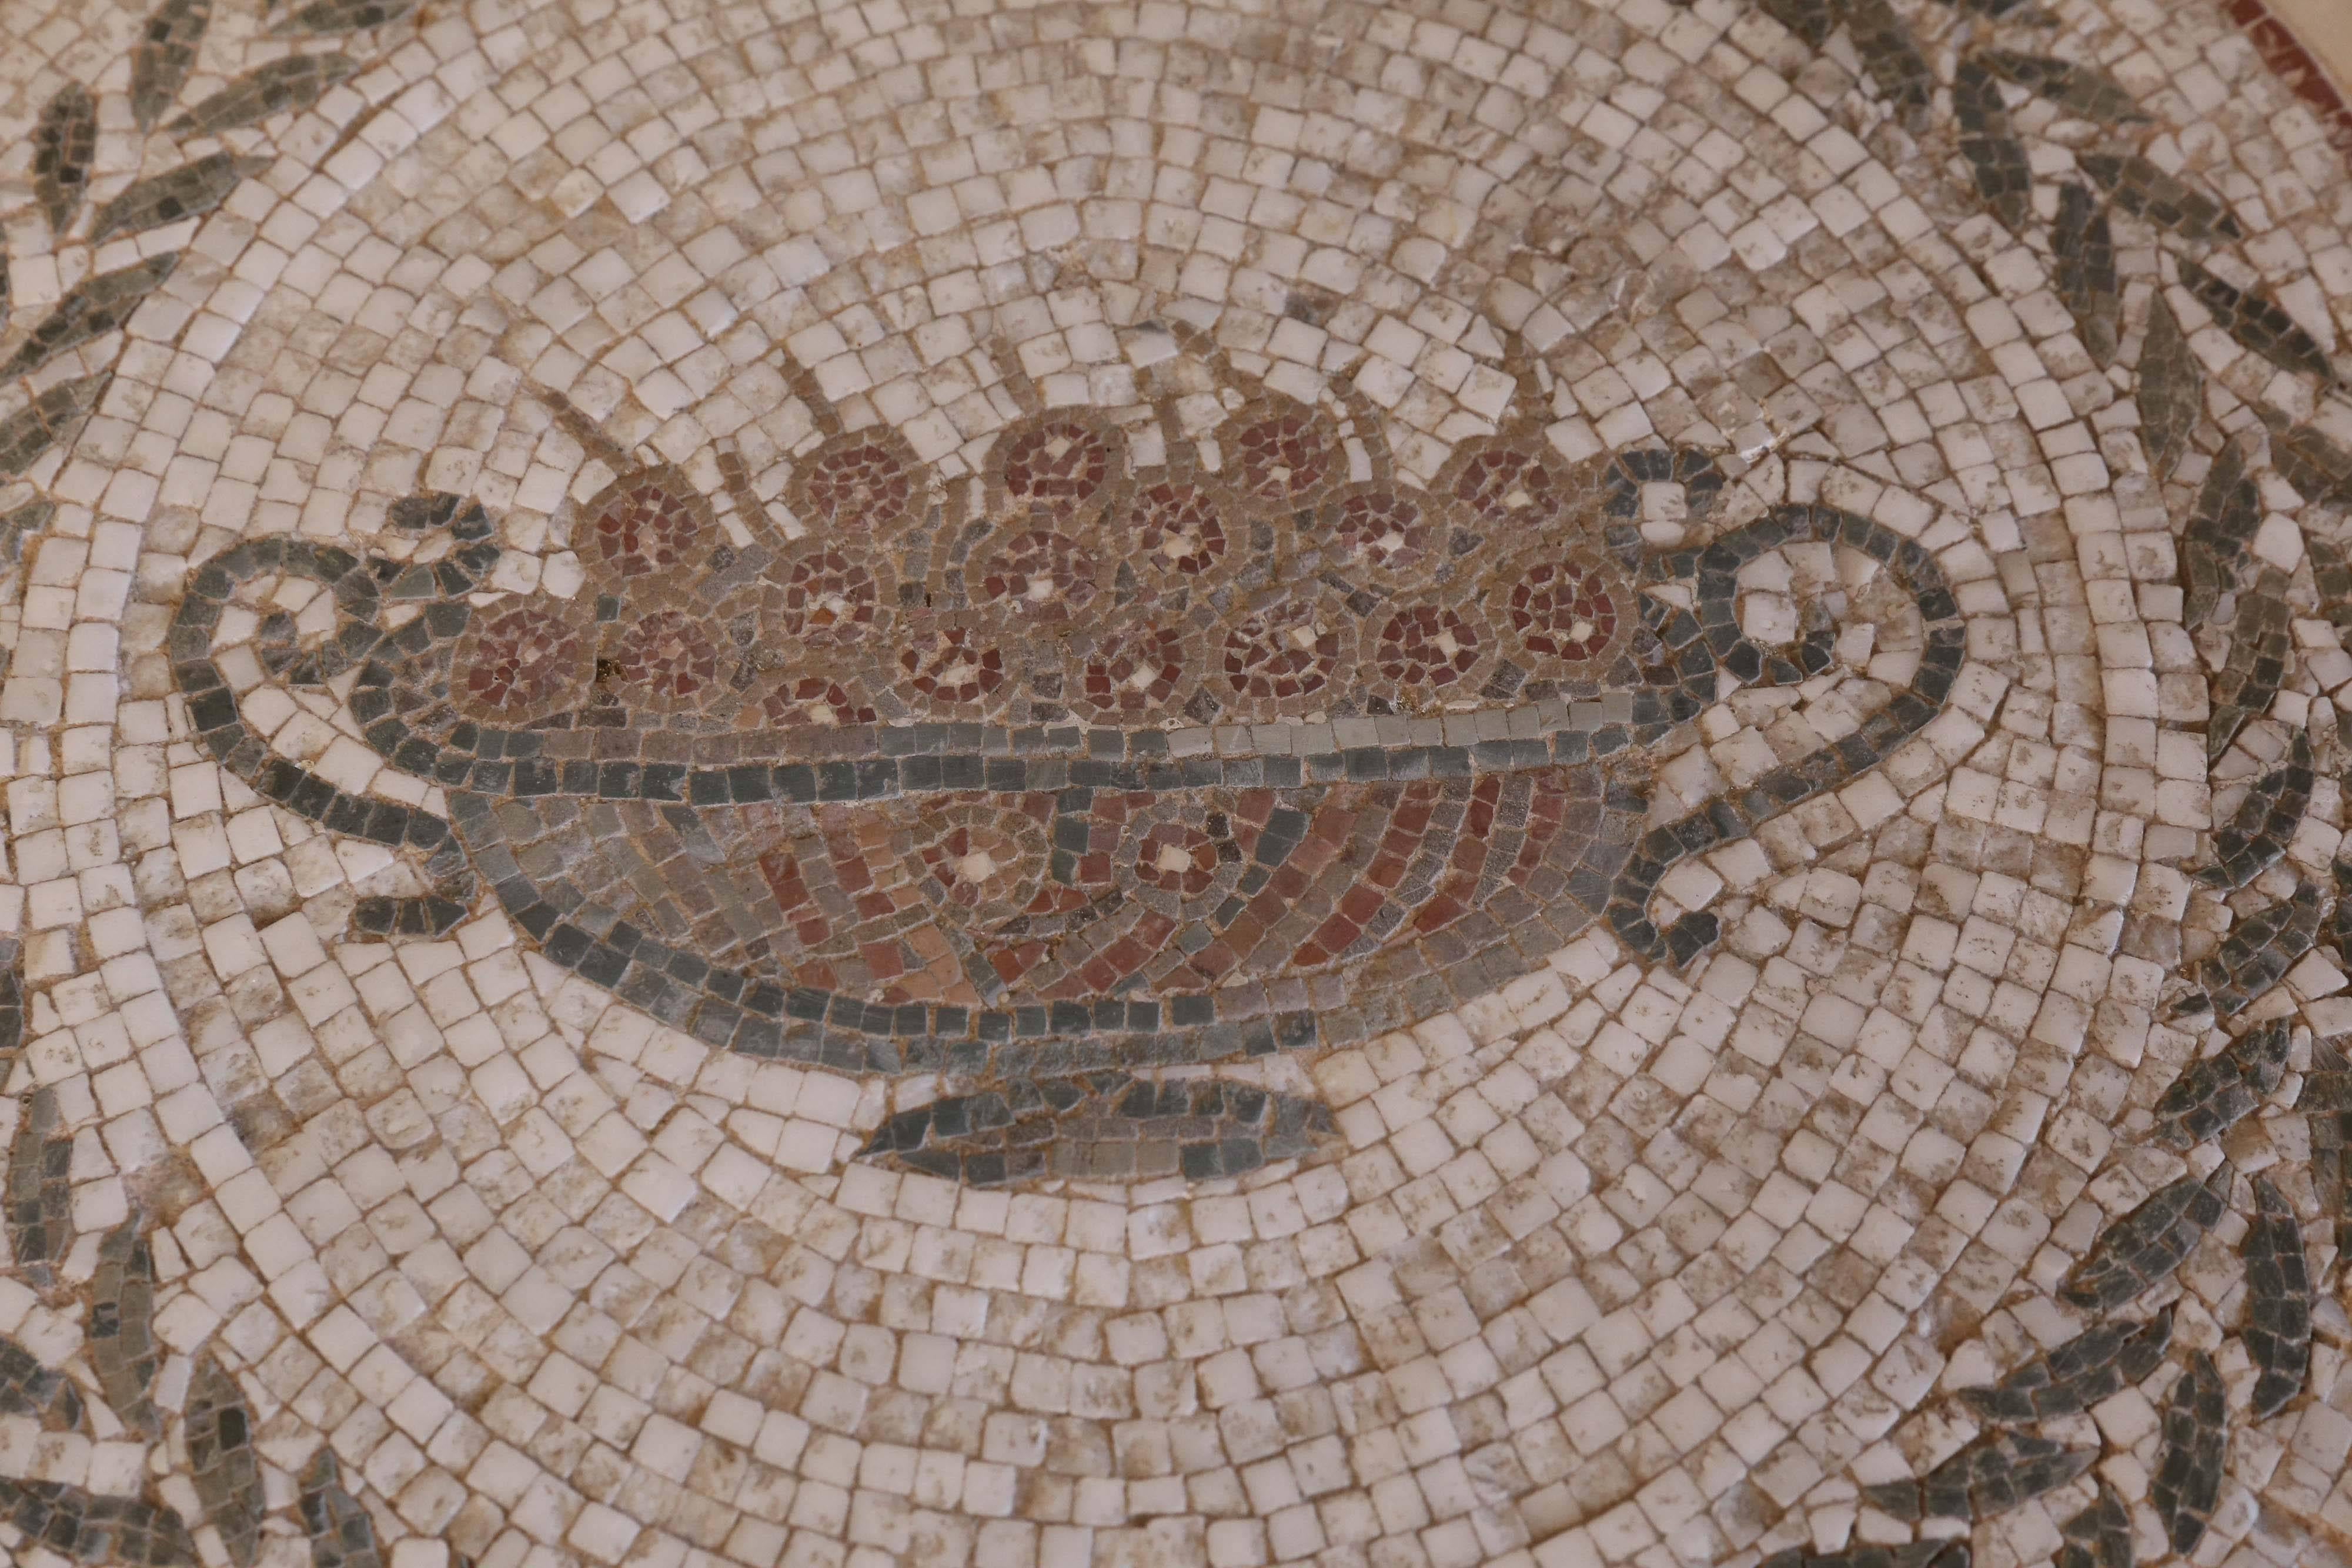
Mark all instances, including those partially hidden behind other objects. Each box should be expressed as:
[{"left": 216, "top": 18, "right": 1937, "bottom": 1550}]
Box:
[
  {"left": 8, "top": 0, "right": 2350, "bottom": 1562},
  {"left": 170, "top": 349, "right": 1962, "bottom": 1179}
]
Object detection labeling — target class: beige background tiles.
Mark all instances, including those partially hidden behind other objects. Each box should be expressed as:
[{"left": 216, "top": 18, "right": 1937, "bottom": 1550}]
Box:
[{"left": 0, "top": 1, "right": 2349, "bottom": 1567}]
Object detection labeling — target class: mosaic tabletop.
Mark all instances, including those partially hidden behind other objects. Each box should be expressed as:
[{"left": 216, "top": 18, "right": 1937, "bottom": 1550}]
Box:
[{"left": 4, "top": 0, "right": 2352, "bottom": 1563}]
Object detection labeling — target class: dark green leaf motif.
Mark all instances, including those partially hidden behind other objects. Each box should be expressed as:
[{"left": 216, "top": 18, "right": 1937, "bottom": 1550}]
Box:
[
  {"left": 2056, "top": 1480, "right": 2133, "bottom": 1568},
  {"left": 185, "top": 1355, "right": 263, "bottom": 1567},
  {"left": 272, "top": 0, "right": 419, "bottom": 35},
  {"left": 91, "top": 1218, "right": 162, "bottom": 1435},
  {"left": 130, "top": 0, "right": 213, "bottom": 130},
  {"left": 2153, "top": 1352, "right": 2227, "bottom": 1554},
  {"left": 2061, "top": 1163, "right": 2230, "bottom": 1310},
  {"left": 2135, "top": 293, "right": 2200, "bottom": 480},
  {"left": 0, "top": 940, "right": 21, "bottom": 1058},
  {"left": 2149, "top": 1016, "right": 2290, "bottom": 1148},
  {"left": 864, "top": 1072, "right": 1339, "bottom": 1185},
  {"left": 0, "top": 374, "right": 113, "bottom": 482},
  {"left": 2305, "top": 1037, "right": 2352, "bottom": 1258},
  {"left": 2241, "top": 1175, "right": 2311, "bottom": 1419},
  {"left": 2193, "top": 878, "right": 2323, "bottom": 1014},
  {"left": 2053, "top": 183, "right": 2119, "bottom": 366},
  {"left": 89, "top": 153, "right": 268, "bottom": 246},
  {"left": 2272, "top": 421, "right": 2352, "bottom": 509},
  {"left": 2193, "top": 735, "right": 2309, "bottom": 890},
  {"left": 2179, "top": 441, "right": 2260, "bottom": 632},
  {"left": 0, "top": 1477, "right": 196, "bottom": 1565},
  {"left": 1757, "top": 0, "right": 1936, "bottom": 109},
  {"left": 0, "top": 500, "right": 52, "bottom": 572},
  {"left": 2176, "top": 256, "right": 2342, "bottom": 385},
  {"left": 300, "top": 1450, "right": 387, "bottom": 1568},
  {"left": 2082, "top": 152, "right": 2243, "bottom": 241},
  {"left": 0, "top": 1334, "right": 83, "bottom": 1427},
  {"left": 1756, "top": 0, "right": 1836, "bottom": 48},
  {"left": 1763, "top": 1545, "right": 1970, "bottom": 1568},
  {"left": 1957, "top": 1306, "right": 2173, "bottom": 1422},
  {"left": 4, "top": 1088, "right": 72, "bottom": 1283},
  {"left": 169, "top": 53, "right": 360, "bottom": 136},
  {"left": 1, "top": 255, "right": 183, "bottom": 382},
  {"left": 2330, "top": 859, "right": 2352, "bottom": 962},
  {"left": 1952, "top": 60, "right": 2033, "bottom": 230},
  {"left": 1862, "top": 1430, "right": 2097, "bottom": 1520},
  {"left": 1842, "top": 0, "right": 1935, "bottom": 123},
  {"left": 33, "top": 83, "right": 99, "bottom": 236},
  {"left": 2310, "top": 531, "right": 2352, "bottom": 645},
  {"left": 2204, "top": 567, "right": 2294, "bottom": 765},
  {"left": 1978, "top": 50, "right": 2147, "bottom": 122}
]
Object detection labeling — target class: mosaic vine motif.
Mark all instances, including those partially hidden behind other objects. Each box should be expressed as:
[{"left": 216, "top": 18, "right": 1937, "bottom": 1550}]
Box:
[
  {"left": 0, "top": 942, "right": 251, "bottom": 1564},
  {"left": 1712, "top": 1, "right": 2344, "bottom": 1563},
  {"left": 1, "top": 0, "right": 2350, "bottom": 1564},
  {"left": 0, "top": 0, "right": 425, "bottom": 1560}
]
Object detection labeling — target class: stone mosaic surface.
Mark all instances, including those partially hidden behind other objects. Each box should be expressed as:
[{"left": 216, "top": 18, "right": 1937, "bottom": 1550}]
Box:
[{"left": 1, "top": 0, "right": 2351, "bottom": 1564}]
